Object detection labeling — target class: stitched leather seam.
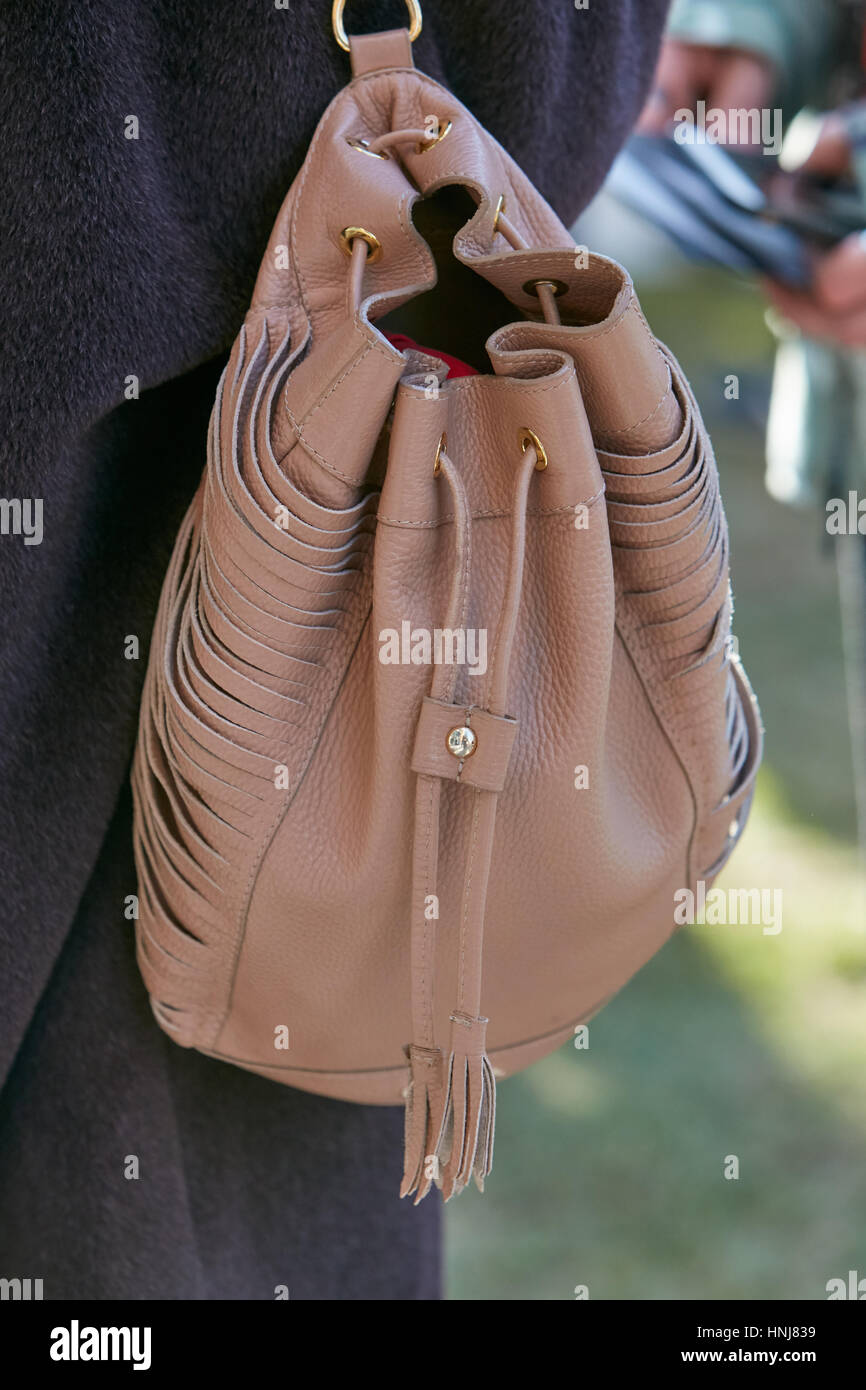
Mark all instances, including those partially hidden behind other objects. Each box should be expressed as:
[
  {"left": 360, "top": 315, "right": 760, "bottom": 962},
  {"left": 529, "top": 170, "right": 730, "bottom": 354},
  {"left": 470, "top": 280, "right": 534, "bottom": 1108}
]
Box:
[
  {"left": 401, "top": 366, "right": 575, "bottom": 399},
  {"left": 283, "top": 366, "right": 379, "bottom": 485},
  {"left": 612, "top": 385, "right": 676, "bottom": 440},
  {"left": 292, "top": 342, "right": 372, "bottom": 426},
  {"left": 378, "top": 489, "right": 604, "bottom": 529},
  {"left": 613, "top": 620, "right": 697, "bottom": 884},
  {"left": 282, "top": 329, "right": 399, "bottom": 453},
  {"left": 392, "top": 184, "right": 432, "bottom": 289},
  {"left": 566, "top": 298, "right": 648, "bottom": 349},
  {"left": 292, "top": 73, "right": 431, "bottom": 343},
  {"left": 420, "top": 774, "right": 435, "bottom": 1044},
  {"left": 287, "top": 67, "right": 341, "bottom": 329},
  {"left": 280, "top": 420, "right": 357, "bottom": 486},
  {"left": 201, "top": 995, "right": 617, "bottom": 1078},
  {"left": 459, "top": 791, "right": 483, "bottom": 1007}
]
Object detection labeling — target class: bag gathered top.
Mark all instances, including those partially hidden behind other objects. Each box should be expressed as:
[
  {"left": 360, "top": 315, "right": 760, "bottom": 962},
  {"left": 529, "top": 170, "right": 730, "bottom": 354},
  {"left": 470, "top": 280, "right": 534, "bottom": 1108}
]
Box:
[{"left": 131, "top": 1, "right": 763, "bottom": 1203}]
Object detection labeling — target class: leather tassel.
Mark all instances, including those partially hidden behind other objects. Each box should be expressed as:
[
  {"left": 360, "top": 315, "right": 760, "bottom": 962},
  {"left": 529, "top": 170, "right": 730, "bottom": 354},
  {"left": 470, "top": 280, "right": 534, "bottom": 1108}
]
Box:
[
  {"left": 400, "top": 1044, "right": 449, "bottom": 1203},
  {"left": 438, "top": 1013, "right": 496, "bottom": 1201}
]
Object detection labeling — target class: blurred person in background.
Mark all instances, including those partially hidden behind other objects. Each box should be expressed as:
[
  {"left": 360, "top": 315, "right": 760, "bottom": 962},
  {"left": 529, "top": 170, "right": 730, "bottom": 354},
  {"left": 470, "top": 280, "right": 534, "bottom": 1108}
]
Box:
[{"left": 639, "top": 0, "right": 866, "bottom": 859}]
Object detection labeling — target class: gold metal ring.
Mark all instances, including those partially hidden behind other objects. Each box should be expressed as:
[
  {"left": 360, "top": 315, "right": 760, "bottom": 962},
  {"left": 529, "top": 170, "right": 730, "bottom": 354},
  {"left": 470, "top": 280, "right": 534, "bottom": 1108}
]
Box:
[
  {"left": 416, "top": 119, "right": 452, "bottom": 154},
  {"left": 346, "top": 138, "right": 389, "bottom": 160},
  {"left": 492, "top": 194, "right": 506, "bottom": 234},
  {"left": 333, "top": 0, "right": 422, "bottom": 52},
  {"left": 519, "top": 427, "right": 548, "bottom": 471},
  {"left": 339, "top": 226, "right": 382, "bottom": 263},
  {"left": 522, "top": 278, "right": 569, "bottom": 299},
  {"left": 433, "top": 431, "right": 447, "bottom": 477}
]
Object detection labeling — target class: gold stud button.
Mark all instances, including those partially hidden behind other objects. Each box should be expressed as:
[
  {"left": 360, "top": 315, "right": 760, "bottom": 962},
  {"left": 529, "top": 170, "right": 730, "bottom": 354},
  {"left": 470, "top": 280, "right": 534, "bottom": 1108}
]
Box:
[{"left": 446, "top": 726, "right": 477, "bottom": 760}]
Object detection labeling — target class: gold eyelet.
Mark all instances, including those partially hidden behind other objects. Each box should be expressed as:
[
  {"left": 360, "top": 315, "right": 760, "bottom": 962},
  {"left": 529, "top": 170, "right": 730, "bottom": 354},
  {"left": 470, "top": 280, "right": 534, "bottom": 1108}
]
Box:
[
  {"left": 417, "top": 119, "right": 452, "bottom": 154},
  {"left": 339, "top": 226, "right": 382, "bottom": 264},
  {"left": 433, "top": 431, "right": 447, "bottom": 477},
  {"left": 522, "top": 278, "right": 569, "bottom": 299},
  {"left": 519, "top": 428, "right": 548, "bottom": 471},
  {"left": 492, "top": 194, "right": 506, "bottom": 234},
  {"left": 346, "top": 138, "right": 389, "bottom": 161},
  {"left": 333, "top": 0, "right": 422, "bottom": 52}
]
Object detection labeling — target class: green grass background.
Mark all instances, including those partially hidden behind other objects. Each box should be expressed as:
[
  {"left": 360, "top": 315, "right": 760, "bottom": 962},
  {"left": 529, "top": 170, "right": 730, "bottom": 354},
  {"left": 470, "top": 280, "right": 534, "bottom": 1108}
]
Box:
[{"left": 445, "top": 270, "right": 866, "bottom": 1300}]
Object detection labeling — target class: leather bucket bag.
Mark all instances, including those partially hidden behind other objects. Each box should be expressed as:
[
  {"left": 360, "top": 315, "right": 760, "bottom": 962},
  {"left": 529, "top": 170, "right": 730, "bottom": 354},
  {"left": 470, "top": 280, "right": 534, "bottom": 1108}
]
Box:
[{"left": 131, "top": 9, "right": 763, "bottom": 1202}]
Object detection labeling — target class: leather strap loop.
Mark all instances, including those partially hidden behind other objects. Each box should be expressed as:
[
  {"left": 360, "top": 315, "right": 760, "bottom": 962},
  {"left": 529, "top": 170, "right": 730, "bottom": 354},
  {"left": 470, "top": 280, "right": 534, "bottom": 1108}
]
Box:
[
  {"left": 349, "top": 29, "right": 414, "bottom": 76},
  {"left": 401, "top": 438, "right": 538, "bottom": 1200},
  {"left": 411, "top": 698, "right": 518, "bottom": 791}
]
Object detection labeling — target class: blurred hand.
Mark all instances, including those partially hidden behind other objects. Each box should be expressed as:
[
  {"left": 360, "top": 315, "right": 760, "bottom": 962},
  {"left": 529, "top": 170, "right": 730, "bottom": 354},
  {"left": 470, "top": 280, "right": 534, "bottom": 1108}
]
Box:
[
  {"left": 638, "top": 39, "right": 776, "bottom": 145},
  {"left": 766, "top": 234, "right": 866, "bottom": 347},
  {"left": 783, "top": 110, "right": 852, "bottom": 179},
  {"left": 767, "top": 111, "right": 866, "bottom": 347}
]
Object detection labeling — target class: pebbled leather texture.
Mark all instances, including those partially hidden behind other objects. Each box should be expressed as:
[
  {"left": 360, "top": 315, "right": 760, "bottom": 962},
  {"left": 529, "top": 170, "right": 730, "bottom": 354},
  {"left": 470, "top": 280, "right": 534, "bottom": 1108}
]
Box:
[{"left": 131, "top": 37, "right": 762, "bottom": 1187}]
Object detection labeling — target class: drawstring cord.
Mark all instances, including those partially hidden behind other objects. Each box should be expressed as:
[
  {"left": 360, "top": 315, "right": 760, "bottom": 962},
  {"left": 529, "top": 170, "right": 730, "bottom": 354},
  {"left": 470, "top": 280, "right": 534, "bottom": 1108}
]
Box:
[
  {"left": 400, "top": 446, "right": 471, "bottom": 1200},
  {"left": 341, "top": 125, "right": 547, "bottom": 1198},
  {"left": 345, "top": 123, "right": 564, "bottom": 324},
  {"left": 401, "top": 439, "right": 540, "bottom": 1202}
]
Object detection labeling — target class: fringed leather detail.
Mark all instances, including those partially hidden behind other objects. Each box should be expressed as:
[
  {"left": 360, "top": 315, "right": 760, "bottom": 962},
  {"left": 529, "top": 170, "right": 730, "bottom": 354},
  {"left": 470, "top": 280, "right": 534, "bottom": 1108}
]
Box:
[
  {"left": 131, "top": 313, "right": 383, "bottom": 1048},
  {"left": 401, "top": 1044, "right": 449, "bottom": 1203},
  {"left": 599, "top": 348, "right": 763, "bottom": 879},
  {"left": 438, "top": 1014, "right": 496, "bottom": 1200}
]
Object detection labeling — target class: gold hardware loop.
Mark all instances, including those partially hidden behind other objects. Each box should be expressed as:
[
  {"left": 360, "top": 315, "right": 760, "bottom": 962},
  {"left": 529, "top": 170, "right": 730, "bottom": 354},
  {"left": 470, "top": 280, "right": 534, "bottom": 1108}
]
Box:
[
  {"left": 492, "top": 194, "right": 506, "bottom": 234},
  {"left": 519, "top": 428, "right": 548, "bottom": 471},
  {"left": 416, "top": 119, "right": 452, "bottom": 154},
  {"left": 433, "top": 431, "right": 447, "bottom": 477},
  {"left": 346, "top": 138, "right": 389, "bottom": 160},
  {"left": 332, "top": 0, "right": 422, "bottom": 52},
  {"left": 339, "top": 226, "right": 382, "bottom": 263},
  {"left": 522, "top": 278, "right": 569, "bottom": 299}
]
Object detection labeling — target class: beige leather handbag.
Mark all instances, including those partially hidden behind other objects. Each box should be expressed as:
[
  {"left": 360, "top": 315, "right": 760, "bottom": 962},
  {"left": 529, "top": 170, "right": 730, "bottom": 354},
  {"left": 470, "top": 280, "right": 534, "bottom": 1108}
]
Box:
[{"left": 131, "top": 7, "right": 762, "bottom": 1203}]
